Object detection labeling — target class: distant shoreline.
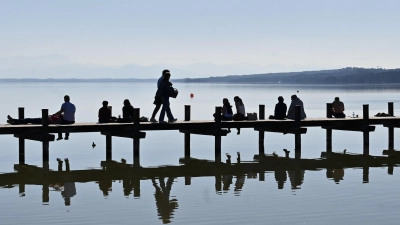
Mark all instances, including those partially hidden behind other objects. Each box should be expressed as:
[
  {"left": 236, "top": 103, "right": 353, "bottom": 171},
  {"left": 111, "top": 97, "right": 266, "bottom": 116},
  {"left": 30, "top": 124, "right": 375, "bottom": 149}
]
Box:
[{"left": 1, "top": 67, "right": 400, "bottom": 84}]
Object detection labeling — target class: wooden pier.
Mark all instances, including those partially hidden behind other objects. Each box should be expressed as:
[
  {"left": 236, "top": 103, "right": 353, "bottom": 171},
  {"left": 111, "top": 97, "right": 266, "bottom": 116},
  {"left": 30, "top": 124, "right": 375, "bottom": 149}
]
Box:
[{"left": 0, "top": 102, "right": 399, "bottom": 167}]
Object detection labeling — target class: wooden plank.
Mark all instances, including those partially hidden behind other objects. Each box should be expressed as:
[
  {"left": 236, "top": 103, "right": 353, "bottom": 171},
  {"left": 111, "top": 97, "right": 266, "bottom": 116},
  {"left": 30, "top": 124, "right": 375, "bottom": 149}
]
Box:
[
  {"left": 13, "top": 133, "right": 55, "bottom": 142},
  {"left": 321, "top": 126, "right": 375, "bottom": 132},
  {"left": 179, "top": 129, "right": 229, "bottom": 136},
  {"left": 255, "top": 127, "right": 307, "bottom": 134},
  {"left": 100, "top": 131, "right": 146, "bottom": 139}
]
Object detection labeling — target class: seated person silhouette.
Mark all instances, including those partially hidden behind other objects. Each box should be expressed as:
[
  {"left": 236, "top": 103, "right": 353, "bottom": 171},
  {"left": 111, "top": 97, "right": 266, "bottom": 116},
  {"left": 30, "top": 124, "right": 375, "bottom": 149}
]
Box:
[
  {"left": 98, "top": 100, "right": 113, "bottom": 123},
  {"left": 332, "top": 97, "right": 346, "bottom": 118},
  {"left": 269, "top": 96, "right": 287, "bottom": 119}
]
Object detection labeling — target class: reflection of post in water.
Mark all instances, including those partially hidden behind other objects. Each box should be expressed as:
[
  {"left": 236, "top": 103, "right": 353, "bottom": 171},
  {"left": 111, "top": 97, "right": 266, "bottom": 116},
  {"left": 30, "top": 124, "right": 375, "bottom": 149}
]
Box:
[
  {"left": 363, "top": 166, "right": 369, "bottom": 183},
  {"left": 275, "top": 169, "right": 287, "bottom": 189},
  {"left": 152, "top": 177, "right": 178, "bottom": 224}
]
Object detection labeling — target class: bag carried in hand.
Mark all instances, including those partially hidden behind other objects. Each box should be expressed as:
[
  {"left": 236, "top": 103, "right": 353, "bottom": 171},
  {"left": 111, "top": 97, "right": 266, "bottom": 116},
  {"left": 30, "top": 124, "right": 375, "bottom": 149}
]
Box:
[{"left": 247, "top": 112, "right": 258, "bottom": 120}]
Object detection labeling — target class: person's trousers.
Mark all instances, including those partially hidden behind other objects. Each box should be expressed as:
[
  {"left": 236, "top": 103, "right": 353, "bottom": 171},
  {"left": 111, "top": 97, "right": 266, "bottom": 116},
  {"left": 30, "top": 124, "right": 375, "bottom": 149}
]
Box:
[
  {"left": 159, "top": 97, "right": 174, "bottom": 122},
  {"left": 13, "top": 118, "right": 43, "bottom": 124},
  {"left": 58, "top": 120, "right": 75, "bottom": 137}
]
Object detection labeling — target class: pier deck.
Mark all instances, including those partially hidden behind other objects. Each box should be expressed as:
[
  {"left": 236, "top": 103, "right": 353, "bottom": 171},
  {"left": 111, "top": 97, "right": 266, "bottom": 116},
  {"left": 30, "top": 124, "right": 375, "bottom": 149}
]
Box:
[{"left": 0, "top": 116, "right": 398, "bottom": 134}]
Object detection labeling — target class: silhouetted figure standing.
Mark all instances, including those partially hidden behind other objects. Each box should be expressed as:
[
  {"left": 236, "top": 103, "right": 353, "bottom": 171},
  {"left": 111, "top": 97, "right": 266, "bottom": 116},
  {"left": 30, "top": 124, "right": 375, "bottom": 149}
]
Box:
[
  {"left": 332, "top": 97, "right": 346, "bottom": 118},
  {"left": 150, "top": 69, "right": 170, "bottom": 122},
  {"left": 157, "top": 72, "right": 178, "bottom": 123},
  {"left": 152, "top": 177, "right": 178, "bottom": 224},
  {"left": 55, "top": 95, "right": 76, "bottom": 140}
]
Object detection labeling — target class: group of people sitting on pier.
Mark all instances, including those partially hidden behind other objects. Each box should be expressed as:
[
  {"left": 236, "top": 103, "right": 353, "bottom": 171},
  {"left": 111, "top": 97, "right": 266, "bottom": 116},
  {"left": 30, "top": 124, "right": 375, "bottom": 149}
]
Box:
[{"left": 5, "top": 69, "right": 348, "bottom": 132}]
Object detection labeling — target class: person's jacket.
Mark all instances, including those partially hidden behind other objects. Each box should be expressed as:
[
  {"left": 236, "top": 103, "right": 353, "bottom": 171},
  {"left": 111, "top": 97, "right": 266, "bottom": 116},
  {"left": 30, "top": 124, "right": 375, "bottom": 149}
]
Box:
[
  {"left": 287, "top": 98, "right": 306, "bottom": 120},
  {"left": 157, "top": 80, "right": 176, "bottom": 98},
  {"left": 274, "top": 102, "right": 287, "bottom": 119}
]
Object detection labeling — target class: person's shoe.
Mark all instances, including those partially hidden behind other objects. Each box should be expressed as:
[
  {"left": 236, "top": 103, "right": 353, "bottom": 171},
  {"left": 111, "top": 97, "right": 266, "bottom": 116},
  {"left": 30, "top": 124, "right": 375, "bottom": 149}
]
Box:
[
  {"left": 159, "top": 121, "right": 167, "bottom": 124},
  {"left": 56, "top": 136, "right": 63, "bottom": 141},
  {"left": 150, "top": 118, "right": 158, "bottom": 123},
  {"left": 7, "top": 115, "right": 13, "bottom": 121},
  {"left": 7, "top": 119, "right": 15, "bottom": 125},
  {"left": 168, "top": 118, "right": 177, "bottom": 123},
  {"left": 64, "top": 136, "right": 69, "bottom": 140}
]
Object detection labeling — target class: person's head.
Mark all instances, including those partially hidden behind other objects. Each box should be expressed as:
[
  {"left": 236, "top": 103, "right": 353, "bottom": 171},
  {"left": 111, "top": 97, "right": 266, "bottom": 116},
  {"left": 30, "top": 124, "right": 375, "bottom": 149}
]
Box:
[
  {"left": 164, "top": 72, "right": 171, "bottom": 81},
  {"left": 223, "top": 98, "right": 230, "bottom": 105},
  {"left": 162, "top": 69, "right": 170, "bottom": 76},
  {"left": 102, "top": 101, "right": 108, "bottom": 107},
  {"left": 291, "top": 95, "right": 297, "bottom": 100},
  {"left": 123, "top": 99, "right": 131, "bottom": 106},
  {"left": 278, "top": 96, "right": 284, "bottom": 103},
  {"left": 335, "top": 97, "right": 339, "bottom": 101},
  {"left": 64, "top": 95, "right": 70, "bottom": 102},
  {"left": 234, "top": 96, "right": 243, "bottom": 105}
]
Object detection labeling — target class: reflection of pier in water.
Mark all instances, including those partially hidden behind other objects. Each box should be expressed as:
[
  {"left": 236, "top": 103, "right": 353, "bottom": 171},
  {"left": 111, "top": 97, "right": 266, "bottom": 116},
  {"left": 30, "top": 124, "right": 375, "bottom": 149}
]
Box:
[
  {"left": 1, "top": 151, "right": 399, "bottom": 223},
  {"left": 1, "top": 102, "right": 400, "bottom": 223}
]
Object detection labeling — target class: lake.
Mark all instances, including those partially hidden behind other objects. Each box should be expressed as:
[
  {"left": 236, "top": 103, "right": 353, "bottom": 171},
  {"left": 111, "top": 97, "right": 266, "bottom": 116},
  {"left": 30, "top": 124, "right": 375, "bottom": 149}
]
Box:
[{"left": 0, "top": 82, "right": 399, "bottom": 225}]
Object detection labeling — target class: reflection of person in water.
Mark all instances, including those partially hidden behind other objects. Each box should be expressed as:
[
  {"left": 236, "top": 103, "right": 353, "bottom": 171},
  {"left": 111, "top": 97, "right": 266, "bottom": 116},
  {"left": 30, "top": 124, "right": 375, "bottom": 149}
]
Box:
[
  {"left": 222, "top": 175, "right": 233, "bottom": 192},
  {"left": 234, "top": 175, "right": 245, "bottom": 196},
  {"left": 62, "top": 182, "right": 76, "bottom": 206},
  {"left": 52, "top": 158, "right": 77, "bottom": 206},
  {"left": 287, "top": 170, "right": 305, "bottom": 189},
  {"left": 98, "top": 180, "right": 112, "bottom": 196},
  {"left": 152, "top": 177, "right": 178, "bottom": 224},
  {"left": 332, "top": 168, "right": 344, "bottom": 184},
  {"left": 274, "top": 170, "right": 287, "bottom": 189}
]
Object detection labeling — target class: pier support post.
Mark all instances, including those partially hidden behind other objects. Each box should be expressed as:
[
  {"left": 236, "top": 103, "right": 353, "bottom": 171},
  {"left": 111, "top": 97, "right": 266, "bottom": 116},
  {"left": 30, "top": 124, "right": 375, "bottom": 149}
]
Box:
[
  {"left": 363, "top": 105, "right": 369, "bottom": 156},
  {"left": 106, "top": 106, "right": 112, "bottom": 160},
  {"left": 259, "top": 105, "right": 265, "bottom": 120},
  {"left": 18, "top": 107, "right": 25, "bottom": 165},
  {"left": 258, "top": 105, "right": 265, "bottom": 157},
  {"left": 326, "top": 103, "right": 333, "bottom": 154},
  {"left": 133, "top": 108, "right": 140, "bottom": 167},
  {"left": 42, "top": 109, "right": 49, "bottom": 166},
  {"left": 133, "top": 177, "right": 140, "bottom": 198},
  {"left": 388, "top": 102, "right": 394, "bottom": 151},
  {"left": 106, "top": 135, "right": 112, "bottom": 160},
  {"left": 215, "top": 107, "right": 222, "bottom": 164},
  {"left": 184, "top": 105, "right": 191, "bottom": 159},
  {"left": 294, "top": 105, "right": 301, "bottom": 159}
]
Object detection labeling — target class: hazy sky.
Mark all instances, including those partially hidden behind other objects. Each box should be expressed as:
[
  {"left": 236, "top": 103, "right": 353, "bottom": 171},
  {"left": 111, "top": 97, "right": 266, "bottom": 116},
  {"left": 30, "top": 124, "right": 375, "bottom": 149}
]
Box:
[{"left": 1, "top": 0, "right": 399, "bottom": 68}]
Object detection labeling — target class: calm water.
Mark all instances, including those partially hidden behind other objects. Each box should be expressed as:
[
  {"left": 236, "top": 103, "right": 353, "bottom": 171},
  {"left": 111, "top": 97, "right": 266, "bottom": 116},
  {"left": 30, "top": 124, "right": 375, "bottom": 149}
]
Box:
[{"left": 0, "top": 82, "right": 400, "bottom": 225}]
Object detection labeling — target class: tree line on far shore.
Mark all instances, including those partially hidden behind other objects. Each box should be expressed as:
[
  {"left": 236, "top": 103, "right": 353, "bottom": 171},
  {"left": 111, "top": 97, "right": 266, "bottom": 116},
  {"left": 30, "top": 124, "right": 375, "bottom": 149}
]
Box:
[{"left": 176, "top": 67, "right": 400, "bottom": 84}]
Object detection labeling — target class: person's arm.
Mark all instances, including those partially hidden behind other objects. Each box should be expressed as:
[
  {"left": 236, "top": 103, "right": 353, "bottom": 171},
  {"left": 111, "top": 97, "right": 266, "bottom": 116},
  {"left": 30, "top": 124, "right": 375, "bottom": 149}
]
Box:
[{"left": 54, "top": 105, "right": 65, "bottom": 116}]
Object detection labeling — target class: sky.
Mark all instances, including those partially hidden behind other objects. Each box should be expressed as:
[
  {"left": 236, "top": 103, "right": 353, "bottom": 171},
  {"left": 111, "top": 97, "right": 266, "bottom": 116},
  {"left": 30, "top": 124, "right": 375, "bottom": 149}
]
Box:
[{"left": 0, "top": 0, "right": 399, "bottom": 74}]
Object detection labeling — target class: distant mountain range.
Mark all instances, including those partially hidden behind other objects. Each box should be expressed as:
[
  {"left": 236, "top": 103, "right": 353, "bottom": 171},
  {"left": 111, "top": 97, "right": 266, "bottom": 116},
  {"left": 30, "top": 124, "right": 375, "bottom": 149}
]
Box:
[
  {"left": 0, "top": 54, "right": 337, "bottom": 79},
  {"left": 0, "top": 54, "right": 399, "bottom": 84}
]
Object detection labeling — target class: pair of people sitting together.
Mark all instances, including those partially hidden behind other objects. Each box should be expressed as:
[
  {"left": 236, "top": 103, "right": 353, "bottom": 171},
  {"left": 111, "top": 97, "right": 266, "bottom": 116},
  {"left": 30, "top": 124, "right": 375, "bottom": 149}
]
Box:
[
  {"left": 214, "top": 96, "right": 247, "bottom": 122},
  {"left": 269, "top": 95, "right": 307, "bottom": 120},
  {"left": 98, "top": 99, "right": 138, "bottom": 123}
]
